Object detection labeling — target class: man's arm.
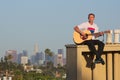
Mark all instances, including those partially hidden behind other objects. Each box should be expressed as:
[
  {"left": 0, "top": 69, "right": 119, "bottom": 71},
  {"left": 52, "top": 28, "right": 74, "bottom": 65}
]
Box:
[
  {"left": 74, "top": 26, "right": 86, "bottom": 37},
  {"left": 74, "top": 26, "right": 82, "bottom": 34},
  {"left": 95, "top": 32, "right": 104, "bottom": 38}
]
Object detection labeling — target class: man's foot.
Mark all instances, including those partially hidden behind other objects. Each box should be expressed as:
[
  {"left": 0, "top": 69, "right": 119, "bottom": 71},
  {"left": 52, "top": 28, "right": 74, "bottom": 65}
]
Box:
[
  {"left": 99, "top": 58, "right": 105, "bottom": 65},
  {"left": 94, "top": 58, "right": 105, "bottom": 65},
  {"left": 94, "top": 58, "right": 101, "bottom": 63}
]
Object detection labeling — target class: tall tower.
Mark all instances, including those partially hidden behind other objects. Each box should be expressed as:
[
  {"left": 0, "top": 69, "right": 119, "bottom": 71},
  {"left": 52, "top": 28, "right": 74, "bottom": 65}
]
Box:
[
  {"left": 34, "top": 43, "right": 39, "bottom": 54},
  {"left": 57, "top": 49, "right": 64, "bottom": 66}
]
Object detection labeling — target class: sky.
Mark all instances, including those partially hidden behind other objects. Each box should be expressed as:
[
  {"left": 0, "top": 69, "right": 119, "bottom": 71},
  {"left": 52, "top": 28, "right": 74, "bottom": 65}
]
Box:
[{"left": 0, "top": 0, "right": 120, "bottom": 57}]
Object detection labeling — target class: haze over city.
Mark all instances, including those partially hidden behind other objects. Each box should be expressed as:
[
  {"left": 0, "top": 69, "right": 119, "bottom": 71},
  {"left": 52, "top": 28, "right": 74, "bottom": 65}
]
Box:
[{"left": 0, "top": 0, "right": 120, "bottom": 57}]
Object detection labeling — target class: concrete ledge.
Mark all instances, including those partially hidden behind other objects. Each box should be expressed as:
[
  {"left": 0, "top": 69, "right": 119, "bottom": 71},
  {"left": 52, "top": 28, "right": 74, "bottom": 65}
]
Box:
[{"left": 65, "top": 44, "right": 120, "bottom": 52}]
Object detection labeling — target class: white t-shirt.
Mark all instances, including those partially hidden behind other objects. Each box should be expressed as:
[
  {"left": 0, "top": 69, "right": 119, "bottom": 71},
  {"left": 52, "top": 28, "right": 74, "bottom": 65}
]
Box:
[{"left": 77, "top": 22, "right": 99, "bottom": 39}]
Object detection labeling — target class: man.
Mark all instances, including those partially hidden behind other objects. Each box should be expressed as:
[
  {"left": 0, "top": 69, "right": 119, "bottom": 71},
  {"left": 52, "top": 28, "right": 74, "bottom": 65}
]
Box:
[{"left": 74, "top": 13, "right": 105, "bottom": 65}]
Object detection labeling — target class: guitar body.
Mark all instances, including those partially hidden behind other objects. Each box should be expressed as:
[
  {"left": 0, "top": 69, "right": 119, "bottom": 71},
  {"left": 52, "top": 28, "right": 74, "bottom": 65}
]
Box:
[{"left": 73, "top": 30, "right": 93, "bottom": 44}]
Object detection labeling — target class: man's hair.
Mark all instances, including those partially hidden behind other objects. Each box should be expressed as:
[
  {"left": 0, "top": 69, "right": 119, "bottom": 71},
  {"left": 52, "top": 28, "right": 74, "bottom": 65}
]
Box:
[{"left": 88, "top": 13, "right": 95, "bottom": 19}]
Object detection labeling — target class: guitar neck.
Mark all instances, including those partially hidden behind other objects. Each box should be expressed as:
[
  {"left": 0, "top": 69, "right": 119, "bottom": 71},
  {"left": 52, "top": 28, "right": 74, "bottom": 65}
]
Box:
[{"left": 89, "top": 31, "right": 110, "bottom": 36}]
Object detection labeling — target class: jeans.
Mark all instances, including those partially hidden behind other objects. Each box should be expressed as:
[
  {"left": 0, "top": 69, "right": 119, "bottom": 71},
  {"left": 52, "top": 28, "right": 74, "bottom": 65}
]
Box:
[{"left": 82, "top": 40, "right": 105, "bottom": 59}]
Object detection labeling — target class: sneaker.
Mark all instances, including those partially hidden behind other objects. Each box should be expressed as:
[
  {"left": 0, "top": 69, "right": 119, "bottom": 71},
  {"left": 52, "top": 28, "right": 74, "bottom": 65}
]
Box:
[
  {"left": 99, "top": 58, "right": 105, "bottom": 65},
  {"left": 94, "top": 58, "right": 105, "bottom": 65},
  {"left": 94, "top": 58, "right": 101, "bottom": 64}
]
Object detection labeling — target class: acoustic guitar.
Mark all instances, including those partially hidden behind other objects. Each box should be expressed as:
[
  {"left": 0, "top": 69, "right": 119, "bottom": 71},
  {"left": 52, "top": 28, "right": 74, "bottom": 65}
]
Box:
[{"left": 73, "top": 30, "right": 110, "bottom": 44}]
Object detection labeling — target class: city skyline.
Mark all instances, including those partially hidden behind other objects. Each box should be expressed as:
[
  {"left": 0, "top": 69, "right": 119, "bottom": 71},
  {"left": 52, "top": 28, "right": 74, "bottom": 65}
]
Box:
[
  {"left": 0, "top": 0, "right": 120, "bottom": 57},
  {"left": 0, "top": 44, "right": 65, "bottom": 58},
  {"left": 3, "top": 48, "right": 65, "bottom": 67}
]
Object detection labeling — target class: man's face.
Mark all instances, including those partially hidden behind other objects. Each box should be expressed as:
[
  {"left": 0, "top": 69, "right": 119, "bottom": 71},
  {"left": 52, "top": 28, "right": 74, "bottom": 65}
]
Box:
[{"left": 88, "top": 15, "right": 95, "bottom": 22}]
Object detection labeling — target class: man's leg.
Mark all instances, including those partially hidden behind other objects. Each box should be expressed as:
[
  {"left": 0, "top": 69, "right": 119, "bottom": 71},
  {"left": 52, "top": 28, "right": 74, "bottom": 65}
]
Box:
[
  {"left": 83, "top": 40, "right": 105, "bottom": 65},
  {"left": 83, "top": 40, "right": 98, "bottom": 55},
  {"left": 96, "top": 40, "right": 105, "bottom": 64},
  {"left": 92, "top": 40, "right": 105, "bottom": 59},
  {"left": 91, "top": 40, "right": 105, "bottom": 65}
]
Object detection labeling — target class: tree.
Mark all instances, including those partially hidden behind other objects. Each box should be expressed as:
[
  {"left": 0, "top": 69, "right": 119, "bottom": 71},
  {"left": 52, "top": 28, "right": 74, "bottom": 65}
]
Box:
[
  {"left": 44, "top": 48, "right": 54, "bottom": 57},
  {"left": 0, "top": 57, "right": 4, "bottom": 70},
  {"left": 4, "top": 56, "right": 8, "bottom": 70},
  {"left": 7, "top": 54, "right": 13, "bottom": 61},
  {"left": 44, "top": 48, "right": 53, "bottom": 62},
  {"left": 45, "top": 48, "right": 51, "bottom": 56},
  {"left": 44, "top": 48, "right": 54, "bottom": 70},
  {"left": 13, "top": 70, "right": 23, "bottom": 80}
]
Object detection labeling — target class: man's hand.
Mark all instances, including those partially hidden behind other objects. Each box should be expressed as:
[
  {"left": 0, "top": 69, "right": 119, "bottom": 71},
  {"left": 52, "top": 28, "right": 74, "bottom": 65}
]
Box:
[
  {"left": 99, "top": 32, "right": 104, "bottom": 36},
  {"left": 80, "top": 32, "right": 87, "bottom": 39},
  {"left": 95, "top": 32, "right": 104, "bottom": 38}
]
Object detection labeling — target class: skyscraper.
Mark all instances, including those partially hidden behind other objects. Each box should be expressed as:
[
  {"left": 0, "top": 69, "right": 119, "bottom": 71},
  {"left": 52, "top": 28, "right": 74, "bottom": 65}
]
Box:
[
  {"left": 58, "top": 49, "right": 64, "bottom": 58},
  {"left": 23, "top": 50, "right": 28, "bottom": 56},
  {"left": 55, "top": 49, "right": 64, "bottom": 67},
  {"left": 17, "top": 53, "right": 23, "bottom": 64},
  {"left": 34, "top": 43, "right": 39, "bottom": 54},
  {"left": 58, "top": 49, "right": 63, "bottom": 54},
  {"left": 5, "top": 50, "right": 17, "bottom": 63},
  {"left": 57, "top": 53, "right": 63, "bottom": 66}
]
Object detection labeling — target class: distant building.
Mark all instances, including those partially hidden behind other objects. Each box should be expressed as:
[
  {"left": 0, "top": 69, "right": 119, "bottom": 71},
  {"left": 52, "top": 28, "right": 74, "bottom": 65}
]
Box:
[
  {"left": 58, "top": 49, "right": 63, "bottom": 54},
  {"left": 53, "top": 49, "right": 64, "bottom": 67},
  {"left": 17, "top": 50, "right": 28, "bottom": 64},
  {"left": 37, "top": 52, "right": 45, "bottom": 65},
  {"left": 58, "top": 49, "right": 64, "bottom": 57},
  {"left": 57, "top": 53, "right": 63, "bottom": 66},
  {"left": 23, "top": 50, "right": 28, "bottom": 56},
  {"left": 31, "top": 43, "right": 44, "bottom": 65},
  {"left": 54, "top": 55, "right": 58, "bottom": 67},
  {"left": 21, "top": 56, "right": 28, "bottom": 65},
  {"left": 5, "top": 50, "right": 17, "bottom": 63},
  {"left": 30, "top": 55, "right": 36, "bottom": 64},
  {"left": 57, "top": 49, "right": 64, "bottom": 66},
  {"left": 34, "top": 43, "right": 39, "bottom": 54},
  {"left": 31, "top": 51, "right": 45, "bottom": 66},
  {"left": 17, "top": 53, "right": 23, "bottom": 64},
  {"left": 63, "top": 58, "right": 66, "bottom": 66}
]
